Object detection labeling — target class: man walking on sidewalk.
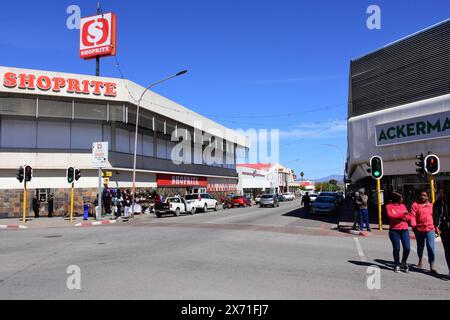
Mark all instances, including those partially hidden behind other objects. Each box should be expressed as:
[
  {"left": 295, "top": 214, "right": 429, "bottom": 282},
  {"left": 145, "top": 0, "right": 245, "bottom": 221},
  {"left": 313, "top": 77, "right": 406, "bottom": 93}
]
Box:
[{"left": 356, "top": 188, "right": 371, "bottom": 232}]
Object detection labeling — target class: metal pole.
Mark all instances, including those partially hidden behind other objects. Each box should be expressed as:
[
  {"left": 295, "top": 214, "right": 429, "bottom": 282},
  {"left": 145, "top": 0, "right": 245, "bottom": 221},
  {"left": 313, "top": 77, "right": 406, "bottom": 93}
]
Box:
[
  {"left": 430, "top": 175, "right": 436, "bottom": 204},
  {"left": 377, "top": 178, "right": 382, "bottom": 231},
  {"left": 95, "top": 1, "right": 101, "bottom": 77},
  {"left": 131, "top": 71, "right": 188, "bottom": 214},
  {"left": 70, "top": 182, "right": 74, "bottom": 223},
  {"left": 22, "top": 180, "right": 27, "bottom": 224},
  {"left": 98, "top": 168, "right": 102, "bottom": 220}
]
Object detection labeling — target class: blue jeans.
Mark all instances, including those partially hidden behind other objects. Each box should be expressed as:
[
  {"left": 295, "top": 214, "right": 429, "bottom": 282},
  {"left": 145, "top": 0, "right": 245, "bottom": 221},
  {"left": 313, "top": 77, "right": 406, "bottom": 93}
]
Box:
[
  {"left": 414, "top": 230, "right": 436, "bottom": 264},
  {"left": 389, "top": 229, "right": 411, "bottom": 266},
  {"left": 359, "top": 209, "right": 370, "bottom": 231}
]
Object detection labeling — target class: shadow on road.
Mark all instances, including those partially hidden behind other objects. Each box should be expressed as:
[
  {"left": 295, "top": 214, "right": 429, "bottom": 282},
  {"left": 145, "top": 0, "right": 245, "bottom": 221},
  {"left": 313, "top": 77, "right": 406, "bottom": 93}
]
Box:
[
  {"left": 348, "top": 259, "right": 449, "bottom": 281},
  {"left": 282, "top": 206, "right": 341, "bottom": 225}
]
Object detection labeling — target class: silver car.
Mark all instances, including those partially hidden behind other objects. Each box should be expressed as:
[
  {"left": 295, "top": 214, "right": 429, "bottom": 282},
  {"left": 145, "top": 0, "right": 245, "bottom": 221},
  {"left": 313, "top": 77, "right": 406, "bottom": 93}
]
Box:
[
  {"left": 259, "top": 194, "right": 280, "bottom": 208},
  {"left": 311, "top": 196, "right": 338, "bottom": 215}
]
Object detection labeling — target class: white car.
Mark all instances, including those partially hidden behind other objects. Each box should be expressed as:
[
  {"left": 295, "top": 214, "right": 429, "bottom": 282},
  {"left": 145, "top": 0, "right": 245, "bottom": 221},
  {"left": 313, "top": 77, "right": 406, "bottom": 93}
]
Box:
[
  {"left": 154, "top": 197, "right": 196, "bottom": 217},
  {"left": 283, "top": 193, "right": 295, "bottom": 201},
  {"left": 185, "top": 193, "right": 219, "bottom": 213}
]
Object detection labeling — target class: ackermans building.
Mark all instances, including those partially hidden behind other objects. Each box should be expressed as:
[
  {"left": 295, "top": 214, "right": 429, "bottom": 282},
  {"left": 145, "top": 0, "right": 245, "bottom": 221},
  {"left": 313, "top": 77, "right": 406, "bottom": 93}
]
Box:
[
  {"left": 347, "top": 19, "right": 450, "bottom": 205},
  {"left": 0, "top": 66, "right": 248, "bottom": 217}
]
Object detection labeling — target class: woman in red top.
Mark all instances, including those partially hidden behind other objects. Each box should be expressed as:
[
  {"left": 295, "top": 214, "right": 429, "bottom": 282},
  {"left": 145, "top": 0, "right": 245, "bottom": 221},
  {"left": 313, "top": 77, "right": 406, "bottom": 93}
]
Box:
[
  {"left": 410, "top": 191, "right": 437, "bottom": 273},
  {"left": 386, "top": 192, "right": 411, "bottom": 273}
]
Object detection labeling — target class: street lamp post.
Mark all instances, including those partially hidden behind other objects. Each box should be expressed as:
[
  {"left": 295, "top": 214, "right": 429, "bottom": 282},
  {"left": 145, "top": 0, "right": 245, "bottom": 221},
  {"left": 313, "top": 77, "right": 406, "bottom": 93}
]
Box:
[{"left": 131, "top": 70, "right": 188, "bottom": 217}]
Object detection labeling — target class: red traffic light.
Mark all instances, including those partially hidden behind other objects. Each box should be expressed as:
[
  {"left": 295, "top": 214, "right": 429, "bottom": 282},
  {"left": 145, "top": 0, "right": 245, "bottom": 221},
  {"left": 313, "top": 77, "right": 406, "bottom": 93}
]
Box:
[
  {"left": 24, "top": 165, "right": 33, "bottom": 182},
  {"left": 424, "top": 154, "right": 440, "bottom": 175}
]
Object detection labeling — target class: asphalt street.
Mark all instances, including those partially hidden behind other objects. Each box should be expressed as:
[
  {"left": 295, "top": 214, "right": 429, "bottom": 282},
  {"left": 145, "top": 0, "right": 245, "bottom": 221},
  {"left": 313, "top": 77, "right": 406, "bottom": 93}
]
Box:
[{"left": 1, "top": 199, "right": 449, "bottom": 299}]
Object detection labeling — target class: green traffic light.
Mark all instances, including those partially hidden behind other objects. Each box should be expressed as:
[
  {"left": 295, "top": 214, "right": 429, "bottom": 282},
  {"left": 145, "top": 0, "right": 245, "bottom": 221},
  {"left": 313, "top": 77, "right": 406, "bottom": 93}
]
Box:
[{"left": 374, "top": 171, "right": 381, "bottom": 177}]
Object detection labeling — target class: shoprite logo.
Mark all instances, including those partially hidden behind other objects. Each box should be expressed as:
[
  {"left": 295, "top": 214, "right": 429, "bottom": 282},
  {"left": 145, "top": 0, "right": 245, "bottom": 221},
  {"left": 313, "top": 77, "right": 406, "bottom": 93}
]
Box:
[{"left": 376, "top": 112, "right": 450, "bottom": 146}]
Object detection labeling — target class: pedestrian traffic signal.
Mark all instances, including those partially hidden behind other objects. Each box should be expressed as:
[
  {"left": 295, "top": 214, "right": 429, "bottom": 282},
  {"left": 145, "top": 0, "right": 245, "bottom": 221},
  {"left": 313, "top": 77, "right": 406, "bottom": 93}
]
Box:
[
  {"left": 75, "top": 168, "right": 81, "bottom": 181},
  {"left": 16, "top": 166, "right": 24, "bottom": 183},
  {"left": 369, "top": 156, "right": 383, "bottom": 179},
  {"left": 416, "top": 153, "right": 425, "bottom": 177},
  {"left": 424, "top": 154, "right": 440, "bottom": 175},
  {"left": 67, "top": 167, "right": 74, "bottom": 184},
  {"left": 24, "top": 165, "right": 33, "bottom": 182}
]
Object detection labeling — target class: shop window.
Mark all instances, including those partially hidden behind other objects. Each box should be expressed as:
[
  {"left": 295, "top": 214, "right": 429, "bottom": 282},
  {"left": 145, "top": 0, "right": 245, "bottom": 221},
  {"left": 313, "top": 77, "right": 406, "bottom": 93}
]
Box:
[
  {"left": 71, "top": 122, "right": 102, "bottom": 149},
  {"left": 38, "top": 98, "right": 72, "bottom": 119},
  {"left": 74, "top": 100, "right": 107, "bottom": 121},
  {"left": 0, "top": 95, "right": 36, "bottom": 117},
  {"left": 143, "top": 134, "right": 154, "bottom": 157},
  {"left": 109, "top": 103, "right": 124, "bottom": 122},
  {"left": 36, "top": 189, "right": 50, "bottom": 203},
  {"left": 116, "top": 128, "right": 130, "bottom": 153},
  {"left": 129, "top": 132, "right": 143, "bottom": 155},
  {"left": 1, "top": 119, "right": 37, "bottom": 148},
  {"left": 37, "top": 120, "right": 70, "bottom": 149},
  {"left": 156, "top": 138, "right": 167, "bottom": 159}
]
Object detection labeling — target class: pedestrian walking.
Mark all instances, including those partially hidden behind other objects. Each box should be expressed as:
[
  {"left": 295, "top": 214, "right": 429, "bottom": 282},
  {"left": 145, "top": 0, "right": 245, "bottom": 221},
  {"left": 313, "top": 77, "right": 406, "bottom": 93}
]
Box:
[
  {"left": 32, "top": 196, "right": 40, "bottom": 218},
  {"left": 301, "top": 192, "right": 311, "bottom": 217},
  {"left": 386, "top": 192, "right": 411, "bottom": 273},
  {"left": 47, "top": 194, "right": 54, "bottom": 218},
  {"left": 123, "top": 189, "right": 132, "bottom": 218},
  {"left": 356, "top": 188, "right": 371, "bottom": 232},
  {"left": 352, "top": 192, "right": 360, "bottom": 230},
  {"left": 434, "top": 189, "right": 450, "bottom": 279},
  {"left": 410, "top": 191, "right": 437, "bottom": 273}
]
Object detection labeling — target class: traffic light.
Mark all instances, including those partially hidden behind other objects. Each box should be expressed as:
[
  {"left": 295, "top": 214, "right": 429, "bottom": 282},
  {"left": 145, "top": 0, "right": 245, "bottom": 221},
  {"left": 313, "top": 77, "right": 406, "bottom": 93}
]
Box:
[
  {"left": 416, "top": 153, "right": 425, "bottom": 177},
  {"left": 24, "top": 165, "right": 33, "bottom": 182},
  {"left": 67, "top": 167, "right": 74, "bottom": 184},
  {"left": 369, "top": 156, "right": 383, "bottom": 179},
  {"left": 16, "top": 166, "right": 24, "bottom": 183},
  {"left": 74, "top": 168, "right": 81, "bottom": 181},
  {"left": 425, "top": 154, "right": 440, "bottom": 175}
]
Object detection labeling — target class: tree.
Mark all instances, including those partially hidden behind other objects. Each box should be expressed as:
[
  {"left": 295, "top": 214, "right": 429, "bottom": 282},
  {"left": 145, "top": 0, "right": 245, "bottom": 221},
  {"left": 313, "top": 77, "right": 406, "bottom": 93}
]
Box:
[{"left": 329, "top": 179, "right": 338, "bottom": 186}]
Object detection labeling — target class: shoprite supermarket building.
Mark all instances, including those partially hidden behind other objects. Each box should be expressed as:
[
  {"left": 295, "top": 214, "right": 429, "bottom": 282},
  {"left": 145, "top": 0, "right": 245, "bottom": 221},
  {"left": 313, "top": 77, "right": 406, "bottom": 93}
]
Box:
[
  {"left": 347, "top": 19, "right": 450, "bottom": 205},
  {"left": 0, "top": 66, "right": 248, "bottom": 217}
]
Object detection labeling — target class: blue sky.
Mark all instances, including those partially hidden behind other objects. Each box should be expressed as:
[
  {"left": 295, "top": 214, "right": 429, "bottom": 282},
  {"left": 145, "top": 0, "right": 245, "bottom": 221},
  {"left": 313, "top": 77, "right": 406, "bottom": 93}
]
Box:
[{"left": 1, "top": 0, "right": 449, "bottom": 179}]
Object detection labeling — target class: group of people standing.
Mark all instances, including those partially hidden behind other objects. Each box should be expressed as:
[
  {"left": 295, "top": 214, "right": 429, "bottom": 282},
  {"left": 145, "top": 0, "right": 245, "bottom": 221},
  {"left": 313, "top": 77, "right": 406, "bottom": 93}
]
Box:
[
  {"left": 32, "top": 194, "right": 54, "bottom": 218},
  {"left": 95, "top": 188, "right": 163, "bottom": 219},
  {"left": 385, "top": 189, "right": 450, "bottom": 276}
]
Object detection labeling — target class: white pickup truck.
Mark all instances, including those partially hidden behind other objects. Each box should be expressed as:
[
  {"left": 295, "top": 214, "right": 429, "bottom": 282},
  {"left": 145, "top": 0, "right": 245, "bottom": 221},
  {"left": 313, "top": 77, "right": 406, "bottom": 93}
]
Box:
[
  {"left": 154, "top": 197, "right": 196, "bottom": 218},
  {"left": 185, "top": 193, "right": 219, "bottom": 213}
]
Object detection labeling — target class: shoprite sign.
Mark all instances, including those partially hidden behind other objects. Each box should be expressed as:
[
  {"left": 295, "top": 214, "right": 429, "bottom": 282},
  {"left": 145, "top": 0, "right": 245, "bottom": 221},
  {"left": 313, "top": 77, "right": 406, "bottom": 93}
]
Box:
[
  {"left": 157, "top": 174, "right": 208, "bottom": 187},
  {"left": 376, "top": 111, "right": 450, "bottom": 146}
]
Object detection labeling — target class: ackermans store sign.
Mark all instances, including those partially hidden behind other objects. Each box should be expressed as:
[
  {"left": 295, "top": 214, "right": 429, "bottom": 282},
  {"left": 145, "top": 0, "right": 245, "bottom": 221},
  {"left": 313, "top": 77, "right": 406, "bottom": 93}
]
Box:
[{"left": 376, "top": 111, "right": 450, "bottom": 146}]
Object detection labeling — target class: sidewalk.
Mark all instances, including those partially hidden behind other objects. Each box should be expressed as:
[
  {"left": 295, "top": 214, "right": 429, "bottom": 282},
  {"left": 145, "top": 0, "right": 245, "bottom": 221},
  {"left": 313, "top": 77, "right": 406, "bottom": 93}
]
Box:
[{"left": 0, "top": 214, "right": 143, "bottom": 229}]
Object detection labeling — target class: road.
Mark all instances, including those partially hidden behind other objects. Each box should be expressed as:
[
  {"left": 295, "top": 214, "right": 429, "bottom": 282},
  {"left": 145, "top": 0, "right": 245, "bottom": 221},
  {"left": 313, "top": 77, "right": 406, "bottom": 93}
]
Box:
[{"left": 1, "top": 199, "right": 449, "bottom": 300}]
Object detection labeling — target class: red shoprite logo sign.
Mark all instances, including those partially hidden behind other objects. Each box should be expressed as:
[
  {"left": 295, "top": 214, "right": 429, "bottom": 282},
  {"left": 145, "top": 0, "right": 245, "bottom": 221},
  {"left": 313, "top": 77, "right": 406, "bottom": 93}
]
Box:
[
  {"left": 157, "top": 174, "right": 208, "bottom": 187},
  {"left": 2, "top": 72, "right": 117, "bottom": 97},
  {"left": 80, "top": 13, "right": 117, "bottom": 59}
]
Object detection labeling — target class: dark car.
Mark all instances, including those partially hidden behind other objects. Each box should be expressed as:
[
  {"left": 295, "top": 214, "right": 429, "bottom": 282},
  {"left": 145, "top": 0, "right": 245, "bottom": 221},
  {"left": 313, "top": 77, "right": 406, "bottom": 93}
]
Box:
[{"left": 277, "top": 194, "right": 287, "bottom": 202}]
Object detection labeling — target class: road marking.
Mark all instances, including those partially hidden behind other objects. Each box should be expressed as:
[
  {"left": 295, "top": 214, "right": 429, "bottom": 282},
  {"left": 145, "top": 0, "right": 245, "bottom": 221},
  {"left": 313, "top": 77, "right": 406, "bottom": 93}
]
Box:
[{"left": 354, "top": 237, "right": 367, "bottom": 262}]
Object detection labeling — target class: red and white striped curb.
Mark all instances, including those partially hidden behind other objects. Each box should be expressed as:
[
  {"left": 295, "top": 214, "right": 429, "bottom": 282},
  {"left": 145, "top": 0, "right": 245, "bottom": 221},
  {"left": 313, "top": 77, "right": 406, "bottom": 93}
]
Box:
[
  {"left": 75, "top": 220, "right": 117, "bottom": 227},
  {"left": 0, "top": 224, "right": 28, "bottom": 230}
]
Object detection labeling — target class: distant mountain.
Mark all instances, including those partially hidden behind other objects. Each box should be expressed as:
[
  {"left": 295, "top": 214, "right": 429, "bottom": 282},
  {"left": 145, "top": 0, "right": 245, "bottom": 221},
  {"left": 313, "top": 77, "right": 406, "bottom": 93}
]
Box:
[{"left": 312, "top": 175, "right": 344, "bottom": 183}]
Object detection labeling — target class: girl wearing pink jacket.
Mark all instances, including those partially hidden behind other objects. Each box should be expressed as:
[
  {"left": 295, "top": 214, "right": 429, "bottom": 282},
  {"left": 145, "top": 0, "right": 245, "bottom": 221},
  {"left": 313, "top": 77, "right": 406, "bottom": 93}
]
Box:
[{"left": 410, "top": 191, "right": 437, "bottom": 274}]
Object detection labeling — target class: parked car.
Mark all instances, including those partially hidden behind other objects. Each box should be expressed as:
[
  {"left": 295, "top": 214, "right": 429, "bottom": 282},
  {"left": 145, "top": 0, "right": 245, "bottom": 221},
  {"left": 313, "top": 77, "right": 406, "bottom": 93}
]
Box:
[
  {"left": 154, "top": 197, "right": 196, "bottom": 218},
  {"left": 311, "top": 196, "right": 338, "bottom": 215},
  {"left": 309, "top": 194, "right": 319, "bottom": 202},
  {"left": 283, "top": 192, "right": 295, "bottom": 201},
  {"left": 255, "top": 195, "right": 262, "bottom": 205},
  {"left": 277, "top": 194, "right": 287, "bottom": 202},
  {"left": 230, "top": 196, "right": 252, "bottom": 207},
  {"left": 185, "top": 193, "right": 219, "bottom": 213},
  {"left": 319, "top": 192, "right": 341, "bottom": 205},
  {"left": 260, "top": 194, "right": 280, "bottom": 208}
]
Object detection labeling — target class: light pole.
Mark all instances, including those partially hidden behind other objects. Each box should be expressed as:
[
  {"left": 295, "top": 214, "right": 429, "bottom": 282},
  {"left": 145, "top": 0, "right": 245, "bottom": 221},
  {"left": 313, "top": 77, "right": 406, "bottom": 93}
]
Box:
[{"left": 131, "top": 70, "right": 188, "bottom": 216}]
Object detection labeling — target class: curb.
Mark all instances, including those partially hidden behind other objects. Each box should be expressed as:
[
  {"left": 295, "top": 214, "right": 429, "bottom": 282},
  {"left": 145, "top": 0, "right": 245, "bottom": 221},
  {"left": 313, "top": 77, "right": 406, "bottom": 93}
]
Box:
[
  {"left": 0, "top": 224, "right": 28, "bottom": 230},
  {"left": 75, "top": 220, "right": 117, "bottom": 227}
]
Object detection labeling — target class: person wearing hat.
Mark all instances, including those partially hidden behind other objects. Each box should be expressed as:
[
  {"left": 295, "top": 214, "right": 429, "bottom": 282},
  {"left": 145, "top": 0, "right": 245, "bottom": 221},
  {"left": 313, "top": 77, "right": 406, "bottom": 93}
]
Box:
[{"left": 356, "top": 188, "right": 371, "bottom": 232}]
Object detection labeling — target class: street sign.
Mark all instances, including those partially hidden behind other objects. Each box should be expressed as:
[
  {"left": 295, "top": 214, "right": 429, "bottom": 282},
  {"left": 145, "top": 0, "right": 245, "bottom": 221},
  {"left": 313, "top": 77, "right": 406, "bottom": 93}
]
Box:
[
  {"left": 92, "top": 142, "right": 108, "bottom": 168},
  {"left": 102, "top": 171, "right": 113, "bottom": 177}
]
